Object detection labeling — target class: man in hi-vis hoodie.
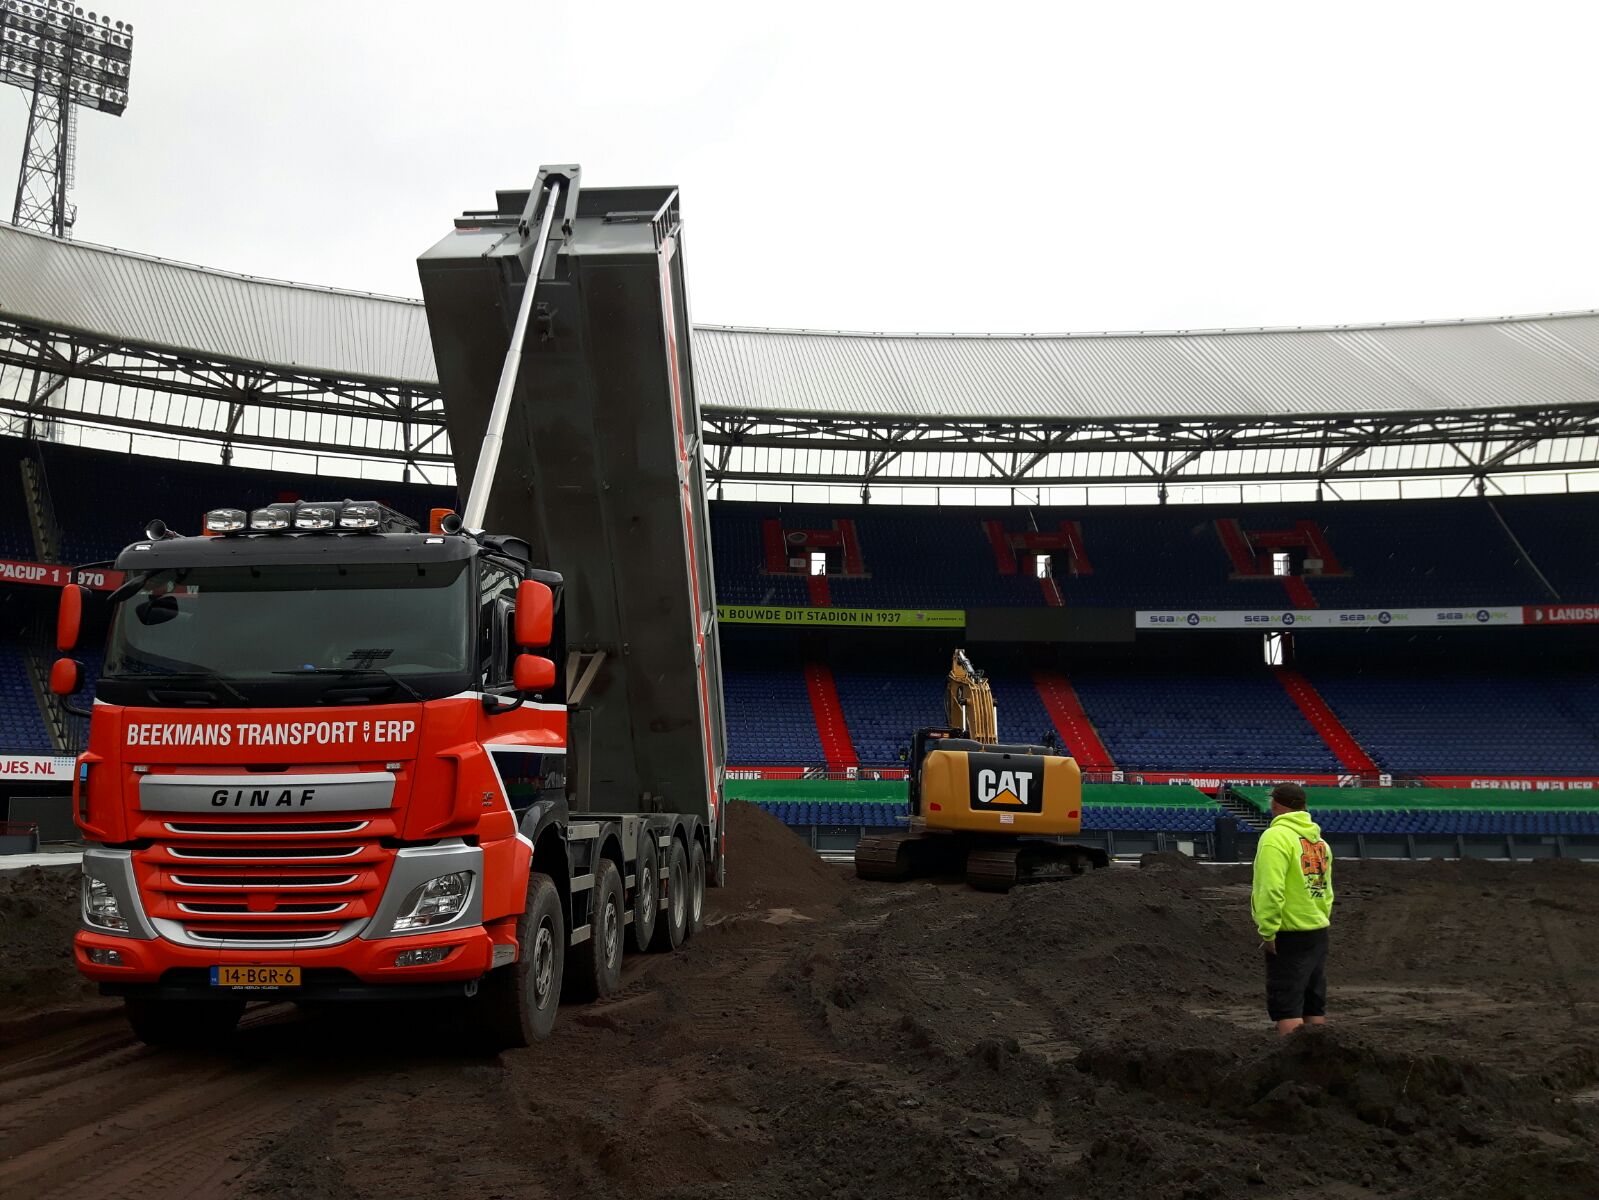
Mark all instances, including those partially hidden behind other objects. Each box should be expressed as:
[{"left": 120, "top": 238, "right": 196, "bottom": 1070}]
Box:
[{"left": 1251, "top": 782, "right": 1334, "bottom": 1036}]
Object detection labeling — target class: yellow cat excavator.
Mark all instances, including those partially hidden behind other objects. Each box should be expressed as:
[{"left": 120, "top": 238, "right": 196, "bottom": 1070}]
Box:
[{"left": 854, "top": 651, "right": 1109, "bottom": 891}]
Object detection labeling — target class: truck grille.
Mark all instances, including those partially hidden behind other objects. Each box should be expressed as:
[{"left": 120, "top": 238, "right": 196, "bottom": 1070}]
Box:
[
  {"left": 132, "top": 806, "right": 399, "bottom": 944},
  {"left": 183, "top": 927, "right": 346, "bottom": 945},
  {"left": 167, "top": 845, "right": 364, "bottom": 861},
  {"left": 163, "top": 819, "right": 370, "bottom": 836}
]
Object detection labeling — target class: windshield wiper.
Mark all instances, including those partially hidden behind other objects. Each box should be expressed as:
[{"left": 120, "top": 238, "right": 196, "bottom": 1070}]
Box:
[
  {"left": 270, "top": 667, "right": 426, "bottom": 703},
  {"left": 108, "top": 670, "right": 250, "bottom": 707}
]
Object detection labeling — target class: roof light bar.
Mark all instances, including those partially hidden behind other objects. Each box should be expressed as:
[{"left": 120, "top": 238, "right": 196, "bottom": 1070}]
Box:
[{"left": 194, "top": 500, "right": 423, "bottom": 536}]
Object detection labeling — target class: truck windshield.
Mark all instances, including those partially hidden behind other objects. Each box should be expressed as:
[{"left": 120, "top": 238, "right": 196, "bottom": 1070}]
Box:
[{"left": 104, "top": 562, "right": 471, "bottom": 694}]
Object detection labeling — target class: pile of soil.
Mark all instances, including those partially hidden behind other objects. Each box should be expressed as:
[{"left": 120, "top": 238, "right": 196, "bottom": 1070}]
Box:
[
  {"left": 713, "top": 799, "right": 849, "bottom": 915},
  {"left": 787, "top": 859, "right": 1599, "bottom": 1200},
  {"left": 1138, "top": 849, "right": 1202, "bottom": 870},
  {"left": 0, "top": 865, "right": 95, "bottom": 1021}
]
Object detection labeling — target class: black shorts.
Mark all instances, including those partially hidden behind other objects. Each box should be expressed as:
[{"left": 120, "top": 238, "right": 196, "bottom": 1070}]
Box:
[{"left": 1265, "top": 927, "right": 1329, "bottom": 1021}]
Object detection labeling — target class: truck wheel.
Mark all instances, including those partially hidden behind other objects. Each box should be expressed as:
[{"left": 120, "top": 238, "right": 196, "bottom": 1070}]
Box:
[
  {"left": 477, "top": 870, "right": 564, "bottom": 1048},
  {"left": 685, "top": 839, "right": 707, "bottom": 939},
  {"left": 124, "top": 995, "right": 244, "bottom": 1049},
  {"left": 628, "top": 836, "right": 659, "bottom": 953},
  {"left": 566, "top": 857, "right": 624, "bottom": 1001},
  {"left": 649, "top": 839, "right": 689, "bottom": 953}
]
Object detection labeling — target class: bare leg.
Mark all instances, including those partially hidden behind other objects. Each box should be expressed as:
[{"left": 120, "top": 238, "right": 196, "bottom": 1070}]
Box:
[
  {"left": 1306, "top": 1015, "right": 1326, "bottom": 1027},
  {"left": 1275, "top": 1017, "right": 1304, "bottom": 1037}
]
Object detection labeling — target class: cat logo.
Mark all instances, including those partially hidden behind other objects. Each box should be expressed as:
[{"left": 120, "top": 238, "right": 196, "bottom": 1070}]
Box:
[
  {"left": 965, "top": 753, "right": 1046, "bottom": 814},
  {"left": 976, "top": 769, "right": 1031, "bottom": 807}
]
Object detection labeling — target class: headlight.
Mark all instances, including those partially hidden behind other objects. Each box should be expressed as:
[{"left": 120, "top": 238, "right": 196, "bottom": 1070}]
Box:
[
  {"left": 392, "top": 872, "right": 473, "bottom": 931},
  {"left": 82, "top": 874, "right": 129, "bottom": 932}
]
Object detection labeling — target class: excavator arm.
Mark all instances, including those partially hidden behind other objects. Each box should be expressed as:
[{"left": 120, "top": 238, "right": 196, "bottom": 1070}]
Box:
[{"left": 945, "top": 649, "right": 998, "bottom": 743}]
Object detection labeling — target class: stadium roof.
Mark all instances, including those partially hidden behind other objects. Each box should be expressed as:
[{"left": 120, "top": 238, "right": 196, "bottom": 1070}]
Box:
[{"left": 2, "top": 221, "right": 1597, "bottom": 423}]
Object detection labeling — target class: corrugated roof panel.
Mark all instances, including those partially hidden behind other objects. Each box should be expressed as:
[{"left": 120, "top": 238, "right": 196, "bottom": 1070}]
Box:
[
  {"left": 2, "top": 223, "right": 1597, "bottom": 421},
  {"left": 0, "top": 223, "right": 436, "bottom": 386}
]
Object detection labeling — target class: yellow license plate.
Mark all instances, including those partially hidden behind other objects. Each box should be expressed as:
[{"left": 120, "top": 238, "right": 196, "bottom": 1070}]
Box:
[{"left": 210, "top": 965, "right": 301, "bottom": 989}]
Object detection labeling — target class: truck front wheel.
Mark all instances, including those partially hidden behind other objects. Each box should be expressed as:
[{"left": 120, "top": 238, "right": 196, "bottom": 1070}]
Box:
[
  {"left": 125, "top": 995, "right": 244, "bottom": 1049},
  {"left": 477, "top": 870, "right": 564, "bottom": 1048}
]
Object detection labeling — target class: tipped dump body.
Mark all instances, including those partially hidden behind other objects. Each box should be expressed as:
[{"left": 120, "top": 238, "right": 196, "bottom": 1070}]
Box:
[{"left": 418, "top": 171, "right": 725, "bottom": 838}]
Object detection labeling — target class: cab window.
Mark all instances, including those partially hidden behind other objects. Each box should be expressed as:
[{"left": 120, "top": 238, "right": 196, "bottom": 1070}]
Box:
[{"left": 477, "top": 559, "right": 519, "bottom": 687}]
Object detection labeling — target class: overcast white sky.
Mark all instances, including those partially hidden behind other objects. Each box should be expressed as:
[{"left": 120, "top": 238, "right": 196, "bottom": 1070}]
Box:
[{"left": 4, "top": 0, "right": 1596, "bottom": 332}]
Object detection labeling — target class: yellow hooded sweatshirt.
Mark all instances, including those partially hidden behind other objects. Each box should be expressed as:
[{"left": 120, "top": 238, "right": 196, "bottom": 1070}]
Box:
[{"left": 1251, "top": 809, "right": 1334, "bottom": 941}]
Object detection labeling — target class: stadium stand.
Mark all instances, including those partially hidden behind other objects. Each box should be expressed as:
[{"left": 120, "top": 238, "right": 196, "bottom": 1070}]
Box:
[
  {"left": 0, "top": 640, "right": 50, "bottom": 750},
  {"left": 831, "top": 667, "right": 945, "bottom": 766},
  {"left": 723, "top": 665, "right": 824, "bottom": 766},
  {"left": 1069, "top": 668, "right": 1343, "bottom": 773},
  {"left": 1230, "top": 785, "right": 1599, "bottom": 838},
  {"left": 1311, "top": 669, "right": 1599, "bottom": 776},
  {"left": 1493, "top": 496, "right": 1599, "bottom": 605},
  {"left": 705, "top": 495, "right": 1599, "bottom": 613},
  {"left": 4, "top": 436, "right": 451, "bottom": 566},
  {"left": 726, "top": 779, "right": 1227, "bottom": 833},
  {"left": 0, "top": 460, "right": 33, "bottom": 561}
]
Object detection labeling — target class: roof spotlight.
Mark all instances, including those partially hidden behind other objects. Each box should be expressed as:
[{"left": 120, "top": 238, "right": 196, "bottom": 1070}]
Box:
[
  {"left": 249, "top": 504, "right": 292, "bottom": 532},
  {"left": 203, "top": 508, "right": 247, "bottom": 534},
  {"left": 293, "top": 503, "right": 337, "bottom": 530}
]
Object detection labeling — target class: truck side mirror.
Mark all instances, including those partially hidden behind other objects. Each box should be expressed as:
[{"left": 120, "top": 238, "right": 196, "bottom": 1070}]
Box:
[
  {"left": 513, "top": 653, "right": 556, "bottom": 693},
  {"left": 514, "top": 579, "right": 554, "bottom": 648},
  {"left": 57, "top": 584, "right": 89, "bottom": 651},
  {"left": 50, "top": 657, "right": 82, "bottom": 696}
]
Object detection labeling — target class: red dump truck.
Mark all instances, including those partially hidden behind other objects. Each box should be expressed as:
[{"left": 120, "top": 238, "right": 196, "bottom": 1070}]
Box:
[{"left": 55, "top": 165, "right": 727, "bottom": 1047}]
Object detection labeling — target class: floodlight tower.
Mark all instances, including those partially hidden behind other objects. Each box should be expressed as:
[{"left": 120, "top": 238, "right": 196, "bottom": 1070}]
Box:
[{"left": 0, "top": 0, "right": 132, "bottom": 238}]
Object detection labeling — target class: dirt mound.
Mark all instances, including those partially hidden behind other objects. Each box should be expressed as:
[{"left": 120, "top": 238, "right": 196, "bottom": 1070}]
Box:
[
  {"left": 714, "top": 800, "right": 848, "bottom": 915},
  {"left": 796, "top": 862, "right": 1599, "bottom": 1200},
  {"left": 1078, "top": 1025, "right": 1554, "bottom": 1130},
  {"left": 1138, "top": 850, "right": 1200, "bottom": 871},
  {"left": 0, "top": 865, "right": 96, "bottom": 1020}
]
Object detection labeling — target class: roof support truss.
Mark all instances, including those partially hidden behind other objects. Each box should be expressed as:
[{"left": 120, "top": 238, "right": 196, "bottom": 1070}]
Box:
[
  {"left": 1, "top": 314, "right": 1595, "bottom": 491},
  {"left": 701, "top": 407, "right": 1599, "bottom": 487}
]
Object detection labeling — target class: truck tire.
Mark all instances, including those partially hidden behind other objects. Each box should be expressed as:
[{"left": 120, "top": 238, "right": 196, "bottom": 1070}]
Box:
[
  {"left": 476, "top": 870, "right": 564, "bottom": 1048},
  {"left": 566, "top": 857, "right": 624, "bottom": 1001},
  {"left": 649, "top": 839, "right": 689, "bottom": 953},
  {"left": 628, "top": 836, "right": 659, "bottom": 953},
  {"left": 685, "top": 839, "right": 707, "bottom": 939},
  {"left": 124, "top": 995, "right": 244, "bottom": 1049}
]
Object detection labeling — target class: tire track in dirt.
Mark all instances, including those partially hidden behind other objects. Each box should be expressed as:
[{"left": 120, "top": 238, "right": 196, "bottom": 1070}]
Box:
[{"left": 0, "top": 1009, "right": 344, "bottom": 1199}]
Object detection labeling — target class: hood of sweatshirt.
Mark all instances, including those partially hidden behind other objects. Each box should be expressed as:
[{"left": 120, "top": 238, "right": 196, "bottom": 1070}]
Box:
[{"left": 1271, "top": 809, "right": 1323, "bottom": 841}]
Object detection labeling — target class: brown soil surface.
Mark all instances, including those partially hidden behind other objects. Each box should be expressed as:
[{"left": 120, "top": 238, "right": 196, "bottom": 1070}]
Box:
[
  {"left": 1, "top": 811, "right": 1597, "bottom": 1199},
  {"left": 0, "top": 865, "right": 98, "bottom": 1019}
]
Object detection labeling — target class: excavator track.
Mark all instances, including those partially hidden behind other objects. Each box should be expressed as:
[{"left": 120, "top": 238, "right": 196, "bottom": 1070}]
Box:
[
  {"left": 854, "top": 832, "right": 966, "bottom": 882},
  {"left": 965, "top": 842, "right": 1110, "bottom": 893},
  {"left": 854, "top": 834, "right": 920, "bottom": 882}
]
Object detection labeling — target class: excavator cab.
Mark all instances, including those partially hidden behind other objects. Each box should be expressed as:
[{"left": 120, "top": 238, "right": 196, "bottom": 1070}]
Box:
[{"left": 858, "top": 651, "right": 1110, "bottom": 891}]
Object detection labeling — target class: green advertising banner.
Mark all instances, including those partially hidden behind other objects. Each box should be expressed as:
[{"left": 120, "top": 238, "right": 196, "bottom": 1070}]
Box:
[{"left": 716, "top": 605, "right": 965, "bottom": 629}]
